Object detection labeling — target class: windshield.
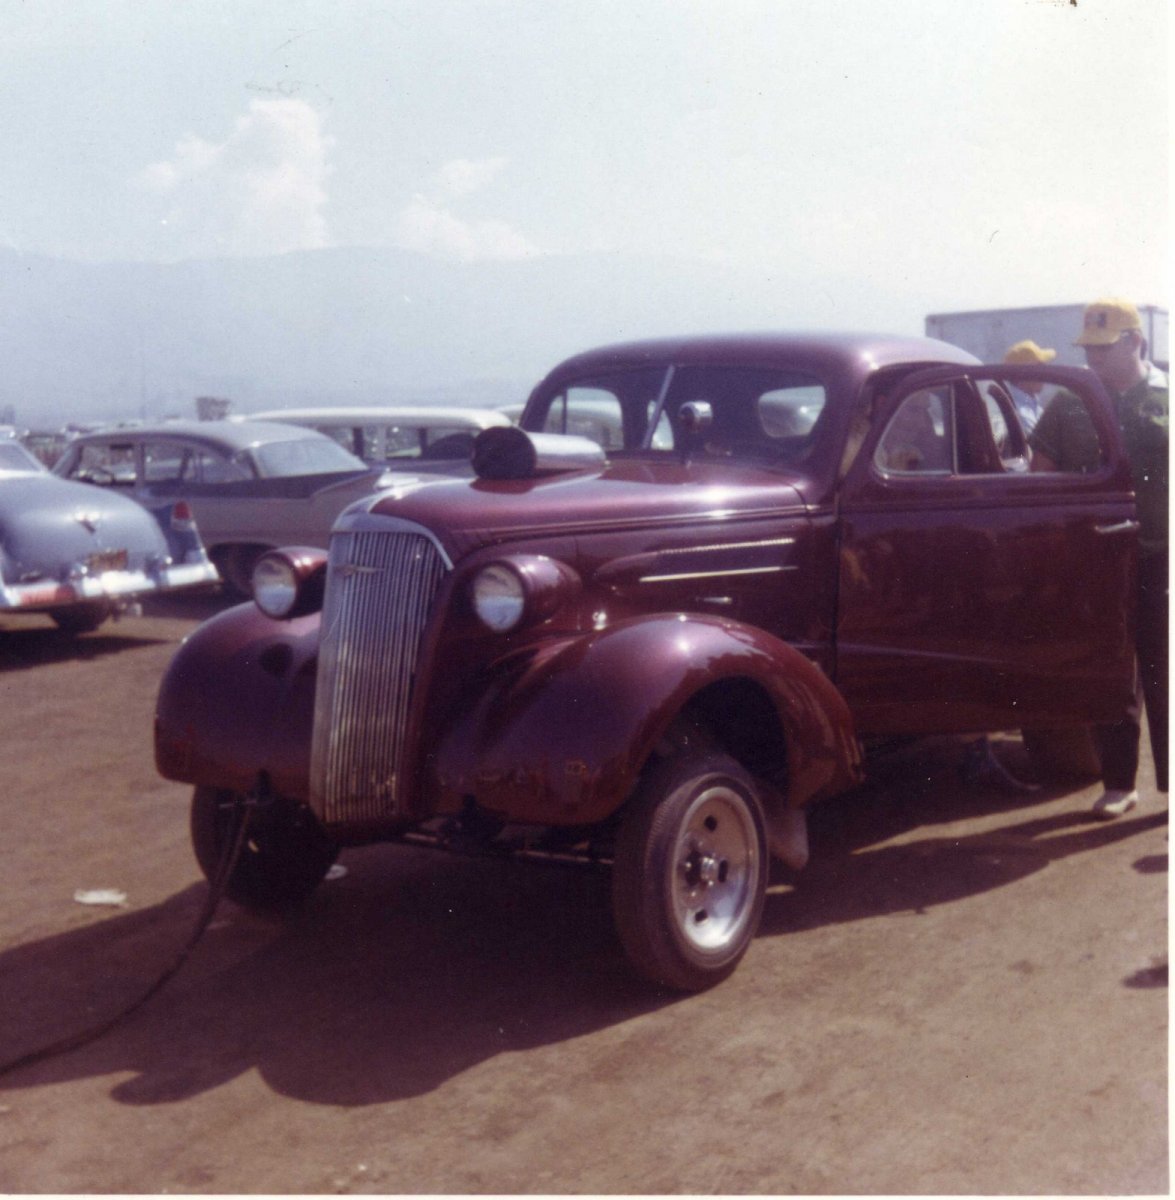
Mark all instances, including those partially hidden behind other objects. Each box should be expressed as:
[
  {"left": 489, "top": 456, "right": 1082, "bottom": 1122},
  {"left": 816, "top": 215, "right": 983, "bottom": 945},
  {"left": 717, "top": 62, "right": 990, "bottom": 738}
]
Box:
[
  {"left": 0, "top": 440, "right": 45, "bottom": 473},
  {"left": 250, "top": 437, "right": 368, "bottom": 478},
  {"left": 525, "top": 364, "right": 828, "bottom": 466}
]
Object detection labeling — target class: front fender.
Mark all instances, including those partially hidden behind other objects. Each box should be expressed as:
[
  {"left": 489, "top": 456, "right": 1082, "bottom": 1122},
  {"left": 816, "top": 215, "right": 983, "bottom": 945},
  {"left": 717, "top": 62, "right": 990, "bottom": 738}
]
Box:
[
  {"left": 154, "top": 603, "right": 321, "bottom": 800},
  {"left": 429, "top": 614, "right": 860, "bottom": 826}
]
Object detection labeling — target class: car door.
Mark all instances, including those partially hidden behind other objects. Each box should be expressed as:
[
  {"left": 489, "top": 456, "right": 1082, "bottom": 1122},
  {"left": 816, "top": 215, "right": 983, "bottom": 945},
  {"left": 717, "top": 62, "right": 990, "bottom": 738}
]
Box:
[
  {"left": 834, "top": 363, "right": 1137, "bottom": 737},
  {"left": 136, "top": 437, "right": 226, "bottom": 542}
]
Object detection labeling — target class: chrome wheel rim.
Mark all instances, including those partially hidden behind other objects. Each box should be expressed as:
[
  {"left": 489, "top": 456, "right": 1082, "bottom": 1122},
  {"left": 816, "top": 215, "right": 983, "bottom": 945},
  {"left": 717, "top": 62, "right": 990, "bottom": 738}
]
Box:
[{"left": 670, "top": 782, "right": 760, "bottom": 954}]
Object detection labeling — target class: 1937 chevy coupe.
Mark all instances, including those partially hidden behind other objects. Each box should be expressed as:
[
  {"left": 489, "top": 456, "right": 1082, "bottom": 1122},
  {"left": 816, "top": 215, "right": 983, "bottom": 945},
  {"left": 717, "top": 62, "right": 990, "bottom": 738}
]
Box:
[{"left": 155, "top": 333, "right": 1138, "bottom": 990}]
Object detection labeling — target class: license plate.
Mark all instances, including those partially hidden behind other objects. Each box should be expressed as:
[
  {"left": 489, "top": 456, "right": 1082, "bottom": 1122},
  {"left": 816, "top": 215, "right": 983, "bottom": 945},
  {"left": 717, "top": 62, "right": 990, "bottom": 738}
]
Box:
[{"left": 87, "top": 548, "right": 129, "bottom": 573}]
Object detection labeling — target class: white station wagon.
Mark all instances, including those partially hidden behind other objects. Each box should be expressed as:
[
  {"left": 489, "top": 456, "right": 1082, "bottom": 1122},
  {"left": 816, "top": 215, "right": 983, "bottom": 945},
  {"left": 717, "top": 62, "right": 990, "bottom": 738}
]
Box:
[{"left": 246, "top": 406, "right": 512, "bottom": 467}]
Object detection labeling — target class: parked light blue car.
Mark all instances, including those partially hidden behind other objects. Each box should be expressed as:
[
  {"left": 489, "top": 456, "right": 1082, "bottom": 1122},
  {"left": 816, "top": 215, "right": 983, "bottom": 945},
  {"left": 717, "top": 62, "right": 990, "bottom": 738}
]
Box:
[{"left": 1, "top": 436, "right": 218, "bottom": 633}]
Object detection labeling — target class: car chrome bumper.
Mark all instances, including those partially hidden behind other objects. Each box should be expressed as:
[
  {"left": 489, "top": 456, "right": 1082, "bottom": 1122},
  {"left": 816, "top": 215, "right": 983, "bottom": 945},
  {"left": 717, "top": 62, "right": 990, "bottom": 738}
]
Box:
[{"left": 0, "top": 556, "right": 220, "bottom": 613}]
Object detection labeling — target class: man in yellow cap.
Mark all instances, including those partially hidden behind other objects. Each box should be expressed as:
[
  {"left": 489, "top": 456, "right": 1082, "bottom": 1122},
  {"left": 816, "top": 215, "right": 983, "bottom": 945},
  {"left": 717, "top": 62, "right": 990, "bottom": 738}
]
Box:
[
  {"left": 1003, "top": 339, "right": 1056, "bottom": 434},
  {"left": 1030, "top": 298, "right": 1168, "bottom": 819}
]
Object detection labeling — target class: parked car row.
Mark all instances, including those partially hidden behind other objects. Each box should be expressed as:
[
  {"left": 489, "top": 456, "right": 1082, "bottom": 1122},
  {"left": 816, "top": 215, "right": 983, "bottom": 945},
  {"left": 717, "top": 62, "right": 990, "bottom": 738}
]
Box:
[
  {"left": 153, "top": 331, "right": 1139, "bottom": 991},
  {"left": 38, "top": 407, "right": 521, "bottom": 595},
  {"left": 4, "top": 405, "right": 518, "bottom": 616}
]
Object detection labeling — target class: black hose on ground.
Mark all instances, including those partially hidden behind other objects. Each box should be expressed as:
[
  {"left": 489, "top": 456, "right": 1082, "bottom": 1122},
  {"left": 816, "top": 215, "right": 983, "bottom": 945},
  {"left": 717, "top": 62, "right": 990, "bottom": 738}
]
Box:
[{"left": 0, "top": 796, "right": 253, "bottom": 1079}]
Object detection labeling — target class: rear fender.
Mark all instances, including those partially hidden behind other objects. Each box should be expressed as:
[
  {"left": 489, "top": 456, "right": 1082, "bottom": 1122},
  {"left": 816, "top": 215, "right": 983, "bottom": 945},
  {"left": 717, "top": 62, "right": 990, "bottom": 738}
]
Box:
[
  {"left": 142, "top": 499, "right": 220, "bottom": 588},
  {"left": 154, "top": 603, "right": 321, "bottom": 800},
  {"left": 429, "top": 614, "right": 861, "bottom": 827}
]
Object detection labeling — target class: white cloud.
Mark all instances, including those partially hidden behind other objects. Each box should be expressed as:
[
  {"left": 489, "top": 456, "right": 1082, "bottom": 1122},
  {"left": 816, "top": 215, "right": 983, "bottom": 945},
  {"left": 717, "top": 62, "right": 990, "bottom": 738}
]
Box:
[
  {"left": 436, "top": 156, "right": 508, "bottom": 199},
  {"left": 135, "top": 99, "right": 332, "bottom": 258},
  {"left": 393, "top": 157, "right": 541, "bottom": 261},
  {"left": 394, "top": 196, "right": 541, "bottom": 262}
]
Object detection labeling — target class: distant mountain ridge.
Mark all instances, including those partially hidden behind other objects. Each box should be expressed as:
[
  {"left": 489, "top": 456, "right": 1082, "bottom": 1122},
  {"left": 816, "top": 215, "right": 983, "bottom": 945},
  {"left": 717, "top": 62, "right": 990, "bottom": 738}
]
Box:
[{"left": 0, "top": 245, "right": 913, "bottom": 428}]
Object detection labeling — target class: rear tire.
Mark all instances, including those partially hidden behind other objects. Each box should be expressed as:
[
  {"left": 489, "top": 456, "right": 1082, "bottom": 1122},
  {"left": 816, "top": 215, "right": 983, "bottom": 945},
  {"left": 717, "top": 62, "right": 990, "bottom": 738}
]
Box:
[
  {"left": 612, "top": 750, "right": 768, "bottom": 992},
  {"left": 49, "top": 603, "right": 110, "bottom": 634},
  {"left": 190, "top": 787, "right": 339, "bottom": 910}
]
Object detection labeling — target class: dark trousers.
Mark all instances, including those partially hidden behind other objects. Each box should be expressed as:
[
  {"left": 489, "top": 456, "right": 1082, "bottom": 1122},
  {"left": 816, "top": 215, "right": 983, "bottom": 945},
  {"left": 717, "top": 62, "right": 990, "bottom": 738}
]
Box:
[{"left": 1096, "top": 550, "right": 1169, "bottom": 792}]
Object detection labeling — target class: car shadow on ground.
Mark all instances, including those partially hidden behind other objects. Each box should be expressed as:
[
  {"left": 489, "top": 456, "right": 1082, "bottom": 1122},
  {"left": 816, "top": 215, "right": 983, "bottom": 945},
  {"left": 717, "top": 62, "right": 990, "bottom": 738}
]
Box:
[
  {"left": 0, "top": 737, "right": 1165, "bottom": 1109},
  {"left": 766, "top": 805, "right": 1166, "bottom": 934},
  {"left": 0, "top": 588, "right": 236, "bottom": 670},
  {"left": 0, "top": 622, "right": 173, "bottom": 670},
  {"left": 764, "top": 735, "right": 1167, "bottom": 934},
  {"left": 139, "top": 588, "right": 239, "bottom": 621},
  {"left": 0, "top": 851, "right": 649, "bottom": 1107}
]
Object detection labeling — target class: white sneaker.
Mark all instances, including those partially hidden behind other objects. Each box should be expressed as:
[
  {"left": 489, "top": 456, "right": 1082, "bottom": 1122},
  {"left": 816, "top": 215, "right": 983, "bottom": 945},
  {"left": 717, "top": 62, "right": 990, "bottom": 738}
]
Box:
[{"left": 1091, "top": 789, "right": 1139, "bottom": 820}]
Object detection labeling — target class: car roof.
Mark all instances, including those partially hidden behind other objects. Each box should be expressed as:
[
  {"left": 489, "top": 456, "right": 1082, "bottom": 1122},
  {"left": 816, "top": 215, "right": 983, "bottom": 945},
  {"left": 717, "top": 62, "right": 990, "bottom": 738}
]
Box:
[
  {"left": 537, "top": 331, "right": 979, "bottom": 386},
  {"left": 245, "top": 406, "right": 512, "bottom": 429},
  {"left": 66, "top": 419, "right": 339, "bottom": 453}
]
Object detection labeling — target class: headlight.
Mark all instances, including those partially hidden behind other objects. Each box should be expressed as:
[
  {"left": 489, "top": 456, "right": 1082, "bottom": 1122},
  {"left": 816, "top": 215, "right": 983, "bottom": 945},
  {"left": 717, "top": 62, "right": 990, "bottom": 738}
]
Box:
[
  {"left": 254, "top": 554, "right": 298, "bottom": 617},
  {"left": 470, "top": 555, "right": 581, "bottom": 634},
  {"left": 471, "top": 562, "right": 526, "bottom": 632},
  {"left": 253, "top": 548, "right": 328, "bottom": 619}
]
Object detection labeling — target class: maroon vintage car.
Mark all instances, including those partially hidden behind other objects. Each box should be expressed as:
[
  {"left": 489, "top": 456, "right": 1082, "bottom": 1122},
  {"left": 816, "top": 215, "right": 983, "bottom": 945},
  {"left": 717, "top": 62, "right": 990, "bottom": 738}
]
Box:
[{"left": 155, "top": 333, "right": 1138, "bottom": 990}]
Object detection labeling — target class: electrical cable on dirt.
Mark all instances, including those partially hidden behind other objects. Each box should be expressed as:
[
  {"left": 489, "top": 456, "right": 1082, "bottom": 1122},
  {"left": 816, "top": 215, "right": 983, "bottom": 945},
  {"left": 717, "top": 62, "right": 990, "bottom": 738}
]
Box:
[{"left": 0, "top": 797, "right": 253, "bottom": 1080}]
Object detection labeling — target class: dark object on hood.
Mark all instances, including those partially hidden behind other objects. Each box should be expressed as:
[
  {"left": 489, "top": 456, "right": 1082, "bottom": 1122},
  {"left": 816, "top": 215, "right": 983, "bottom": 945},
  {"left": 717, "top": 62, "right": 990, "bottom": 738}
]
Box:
[{"left": 472, "top": 426, "right": 606, "bottom": 480}]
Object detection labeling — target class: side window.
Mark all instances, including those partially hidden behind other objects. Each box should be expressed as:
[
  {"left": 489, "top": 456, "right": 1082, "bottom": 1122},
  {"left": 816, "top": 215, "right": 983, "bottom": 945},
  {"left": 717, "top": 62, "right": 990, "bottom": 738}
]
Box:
[
  {"left": 315, "top": 425, "right": 366, "bottom": 457},
  {"left": 143, "top": 441, "right": 187, "bottom": 483},
  {"left": 182, "top": 449, "right": 251, "bottom": 483},
  {"left": 875, "top": 388, "right": 952, "bottom": 474},
  {"left": 71, "top": 443, "right": 137, "bottom": 485},
  {"left": 758, "top": 384, "right": 825, "bottom": 438},
  {"left": 872, "top": 370, "right": 1107, "bottom": 479},
  {"left": 385, "top": 425, "right": 425, "bottom": 458}
]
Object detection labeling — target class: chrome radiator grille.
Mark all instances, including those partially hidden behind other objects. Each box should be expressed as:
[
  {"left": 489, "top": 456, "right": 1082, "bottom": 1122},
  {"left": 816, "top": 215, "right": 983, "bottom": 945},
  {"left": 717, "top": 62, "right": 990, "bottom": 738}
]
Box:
[{"left": 309, "top": 520, "right": 449, "bottom": 826}]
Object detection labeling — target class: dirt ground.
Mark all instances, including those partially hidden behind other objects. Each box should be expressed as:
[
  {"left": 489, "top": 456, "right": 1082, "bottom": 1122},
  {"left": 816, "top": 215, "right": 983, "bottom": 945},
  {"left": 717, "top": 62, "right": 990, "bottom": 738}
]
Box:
[{"left": 0, "top": 593, "right": 1167, "bottom": 1195}]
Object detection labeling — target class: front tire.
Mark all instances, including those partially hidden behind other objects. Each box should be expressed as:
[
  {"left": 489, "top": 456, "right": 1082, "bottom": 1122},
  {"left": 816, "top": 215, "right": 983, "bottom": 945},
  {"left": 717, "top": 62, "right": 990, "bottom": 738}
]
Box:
[
  {"left": 212, "top": 544, "right": 269, "bottom": 598},
  {"left": 190, "top": 787, "right": 339, "bottom": 910},
  {"left": 612, "top": 751, "right": 768, "bottom": 991}
]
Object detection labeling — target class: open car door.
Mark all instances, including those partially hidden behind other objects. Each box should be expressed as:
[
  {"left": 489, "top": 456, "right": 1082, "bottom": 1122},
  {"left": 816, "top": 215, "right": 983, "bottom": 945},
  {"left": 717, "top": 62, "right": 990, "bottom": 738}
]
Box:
[{"left": 834, "top": 362, "right": 1138, "bottom": 737}]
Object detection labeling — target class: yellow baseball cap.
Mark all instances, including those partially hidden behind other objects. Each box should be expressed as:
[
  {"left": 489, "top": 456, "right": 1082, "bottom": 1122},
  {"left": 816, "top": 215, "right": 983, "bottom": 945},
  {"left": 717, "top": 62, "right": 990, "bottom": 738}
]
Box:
[
  {"left": 1074, "top": 297, "right": 1142, "bottom": 346},
  {"left": 1004, "top": 339, "right": 1057, "bottom": 365}
]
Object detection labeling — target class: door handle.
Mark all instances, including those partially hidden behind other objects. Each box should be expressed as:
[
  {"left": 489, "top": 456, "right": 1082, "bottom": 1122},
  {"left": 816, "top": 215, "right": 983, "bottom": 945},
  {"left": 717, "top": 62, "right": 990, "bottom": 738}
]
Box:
[{"left": 1094, "top": 519, "right": 1140, "bottom": 535}]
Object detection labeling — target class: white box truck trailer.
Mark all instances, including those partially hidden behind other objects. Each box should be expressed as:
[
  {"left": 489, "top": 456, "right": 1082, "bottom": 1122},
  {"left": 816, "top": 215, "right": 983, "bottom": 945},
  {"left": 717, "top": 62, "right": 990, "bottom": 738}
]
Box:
[{"left": 926, "top": 304, "right": 1168, "bottom": 370}]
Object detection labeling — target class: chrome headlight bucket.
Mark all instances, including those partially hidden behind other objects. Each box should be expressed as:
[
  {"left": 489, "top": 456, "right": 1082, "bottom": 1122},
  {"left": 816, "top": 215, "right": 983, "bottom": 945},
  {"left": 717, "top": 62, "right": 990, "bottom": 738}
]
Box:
[
  {"left": 470, "top": 555, "right": 581, "bottom": 633},
  {"left": 253, "top": 547, "right": 328, "bottom": 619}
]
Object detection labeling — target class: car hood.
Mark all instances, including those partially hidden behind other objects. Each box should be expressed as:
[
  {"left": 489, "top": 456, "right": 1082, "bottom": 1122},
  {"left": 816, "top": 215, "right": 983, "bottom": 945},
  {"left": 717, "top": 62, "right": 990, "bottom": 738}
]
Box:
[
  {"left": 360, "top": 458, "right": 810, "bottom": 558},
  {"left": 0, "top": 473, "right": 168, "bottom": 579}
]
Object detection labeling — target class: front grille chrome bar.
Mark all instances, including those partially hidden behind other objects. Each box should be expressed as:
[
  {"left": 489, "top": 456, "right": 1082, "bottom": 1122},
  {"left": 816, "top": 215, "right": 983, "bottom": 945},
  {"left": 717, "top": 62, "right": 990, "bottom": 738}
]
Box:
[{"left": 310, "top": 514, "right": 450, "bottom": 826}]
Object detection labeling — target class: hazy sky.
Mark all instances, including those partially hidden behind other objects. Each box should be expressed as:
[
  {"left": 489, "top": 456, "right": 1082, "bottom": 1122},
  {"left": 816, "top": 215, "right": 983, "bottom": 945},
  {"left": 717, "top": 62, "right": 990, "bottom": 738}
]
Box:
[{"left": 0, "top": 0, "right": 1168, "bottom": 317}]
